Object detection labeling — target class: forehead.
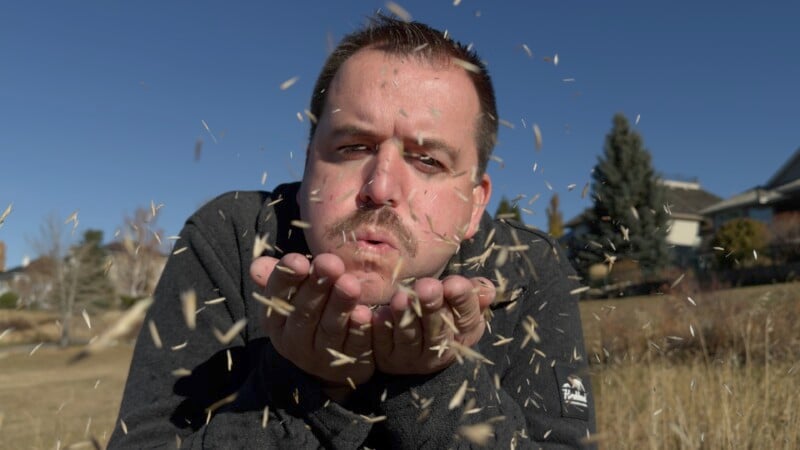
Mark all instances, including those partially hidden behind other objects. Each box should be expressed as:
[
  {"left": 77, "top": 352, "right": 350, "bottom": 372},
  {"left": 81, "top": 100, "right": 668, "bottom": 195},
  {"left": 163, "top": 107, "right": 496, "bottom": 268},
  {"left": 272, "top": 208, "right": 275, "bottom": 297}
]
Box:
[
  {"left": 328, "top": 47, "right": 472, "bottom": 96},
  {"left": 320, "top": 48, "right": 481, "bottom": 150}
]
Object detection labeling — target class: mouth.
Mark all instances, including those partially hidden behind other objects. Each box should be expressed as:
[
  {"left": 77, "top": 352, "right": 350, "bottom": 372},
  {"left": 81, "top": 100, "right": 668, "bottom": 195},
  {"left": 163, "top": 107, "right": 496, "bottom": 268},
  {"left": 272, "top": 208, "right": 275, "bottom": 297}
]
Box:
[{"left": 354, "top": 229, "right": 399, "bottom": 254}]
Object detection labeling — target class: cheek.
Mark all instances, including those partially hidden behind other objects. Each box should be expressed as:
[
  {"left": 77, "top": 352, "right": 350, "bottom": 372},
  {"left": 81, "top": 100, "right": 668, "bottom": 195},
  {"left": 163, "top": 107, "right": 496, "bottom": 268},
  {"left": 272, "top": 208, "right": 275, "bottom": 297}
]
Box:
[
  {"left": 414, "top": 190, "right": 474, "bottom": 235},
  {"left": 300, "top": 201, "right": 331, "bottom": 241}
]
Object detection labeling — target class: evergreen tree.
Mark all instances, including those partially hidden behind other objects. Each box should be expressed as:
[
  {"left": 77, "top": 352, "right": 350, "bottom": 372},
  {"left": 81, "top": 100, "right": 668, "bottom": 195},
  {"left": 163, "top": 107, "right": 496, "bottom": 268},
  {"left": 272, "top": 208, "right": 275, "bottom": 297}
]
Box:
[
  {"left": 495, "top": 196, "right": 522, "bottom": 222},
  {"left": 73, "top": 229, "right": 117, "bottom": 310},
  {"left": 547, "top": 194, "right": 564, "bottom": 238},
  {"left": 573, "top": 113, "right": 670, "bottom": 278}
]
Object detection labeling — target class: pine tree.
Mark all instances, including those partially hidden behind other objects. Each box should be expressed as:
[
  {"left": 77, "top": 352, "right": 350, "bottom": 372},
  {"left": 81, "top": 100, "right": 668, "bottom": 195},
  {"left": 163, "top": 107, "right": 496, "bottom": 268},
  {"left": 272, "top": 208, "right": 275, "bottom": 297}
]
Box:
[
  {"left": 547, "top": 194, "right": 564, "bottom": 238},
  {"left": 73, "top": 229, "right": 117, "bottom": 310},
  {"left": 573, "top": 113, "right": 670, "bottom": 279},
  {"left": 495, "top": 196, "right": 522, "bottom": 222}
]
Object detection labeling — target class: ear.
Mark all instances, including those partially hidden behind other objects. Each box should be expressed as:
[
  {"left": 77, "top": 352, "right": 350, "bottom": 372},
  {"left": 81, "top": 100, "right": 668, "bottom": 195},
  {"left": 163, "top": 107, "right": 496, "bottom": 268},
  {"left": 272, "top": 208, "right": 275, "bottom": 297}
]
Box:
[{"left": 464, "top": 173, "right": 492, "bottom": 240}]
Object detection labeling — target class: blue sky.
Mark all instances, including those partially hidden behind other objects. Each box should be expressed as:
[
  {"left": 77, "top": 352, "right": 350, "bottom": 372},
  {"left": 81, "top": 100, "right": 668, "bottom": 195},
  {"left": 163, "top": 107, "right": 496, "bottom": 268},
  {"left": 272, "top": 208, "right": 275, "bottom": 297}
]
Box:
[{"left": 1, "top": 0, "right": 798, "bottom": 269}]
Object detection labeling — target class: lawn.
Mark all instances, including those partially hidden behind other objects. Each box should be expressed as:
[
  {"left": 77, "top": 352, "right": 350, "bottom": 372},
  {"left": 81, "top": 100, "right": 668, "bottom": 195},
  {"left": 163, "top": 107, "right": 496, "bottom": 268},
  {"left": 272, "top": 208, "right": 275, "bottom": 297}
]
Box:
[{"left": 0, "top": 345, "right": 131, "bottom": 449}]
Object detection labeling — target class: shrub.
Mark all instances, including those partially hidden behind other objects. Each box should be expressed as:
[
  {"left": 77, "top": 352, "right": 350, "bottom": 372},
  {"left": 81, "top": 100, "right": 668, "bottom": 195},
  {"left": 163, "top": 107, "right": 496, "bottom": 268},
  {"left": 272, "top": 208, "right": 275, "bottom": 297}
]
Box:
[
  {"left": 711, "top": 218, "right": 769, "bottom": 268},
  {"left": 0, "top": 291, "right": 19, "bottom": 309}
]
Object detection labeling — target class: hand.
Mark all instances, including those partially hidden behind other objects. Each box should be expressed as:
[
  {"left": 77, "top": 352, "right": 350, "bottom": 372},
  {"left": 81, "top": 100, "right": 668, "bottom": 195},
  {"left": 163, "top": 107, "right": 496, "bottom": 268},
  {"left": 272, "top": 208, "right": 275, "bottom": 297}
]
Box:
[
  {"left": 372, "top": 275, "right": 495, "bottom": 375},
  {"left": 250, "top": 253, "right": 374, "bottom": 401}
]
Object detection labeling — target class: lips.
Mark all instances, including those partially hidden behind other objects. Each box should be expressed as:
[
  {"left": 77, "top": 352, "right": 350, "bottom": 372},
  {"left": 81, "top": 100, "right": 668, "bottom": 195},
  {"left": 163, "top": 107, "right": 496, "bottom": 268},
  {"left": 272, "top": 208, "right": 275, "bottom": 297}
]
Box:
[
  {"left": 324, "top": 207, "right": 418, "bottom": 257},
  {"left": 354, "top": 228, "right": 400, "bottom": 253}
]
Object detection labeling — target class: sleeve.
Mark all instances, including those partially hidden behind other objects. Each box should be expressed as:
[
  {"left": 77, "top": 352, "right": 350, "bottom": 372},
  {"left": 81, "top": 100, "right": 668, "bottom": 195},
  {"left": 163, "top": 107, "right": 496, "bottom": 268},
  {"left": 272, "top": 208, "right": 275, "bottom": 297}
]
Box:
[
  {"left": 359, "top": 234, "right": 595, "bottom": 449},
  {"left": 501, "top": 241, "right": 596, "bottom": 448},
  {"left": 107, "top": 194, "right": 373, "bottom": 449}
]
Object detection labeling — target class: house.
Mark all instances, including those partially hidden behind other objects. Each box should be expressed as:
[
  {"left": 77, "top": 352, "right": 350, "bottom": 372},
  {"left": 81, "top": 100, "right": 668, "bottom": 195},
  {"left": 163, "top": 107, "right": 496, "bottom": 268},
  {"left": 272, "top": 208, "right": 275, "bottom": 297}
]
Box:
[
  {"left": 564, "top": 178, "right": 722, "bottom": 266},
  {"left": 0, "top": 257, "right": 55, "bottom": 307},
  {"left": 701, "top": 147, "right": 800, "bottom": 230},
  {"left": 661, "top": 179, "right": 723, "bottom": 266},
  {"left": 0, "top": 266, "right": 24, "bottom": 296},
  {"left": 0, "top": 240, "right": 167, "bottom": 308}
]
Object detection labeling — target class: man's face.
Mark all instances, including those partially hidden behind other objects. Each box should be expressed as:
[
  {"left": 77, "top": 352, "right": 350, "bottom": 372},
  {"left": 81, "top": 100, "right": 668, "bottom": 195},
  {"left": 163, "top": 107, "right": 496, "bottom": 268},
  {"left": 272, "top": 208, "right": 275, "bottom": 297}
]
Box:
[{"left": 298, "top": 48, "right": 491, "bottom": 305}]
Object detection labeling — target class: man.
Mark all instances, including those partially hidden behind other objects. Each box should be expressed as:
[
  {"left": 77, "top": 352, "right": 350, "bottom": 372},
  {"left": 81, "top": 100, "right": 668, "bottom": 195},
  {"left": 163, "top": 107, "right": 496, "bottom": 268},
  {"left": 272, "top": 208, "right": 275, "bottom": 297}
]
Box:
[{"left": 109, "top": 15, "right": 595, "bottom": 449}]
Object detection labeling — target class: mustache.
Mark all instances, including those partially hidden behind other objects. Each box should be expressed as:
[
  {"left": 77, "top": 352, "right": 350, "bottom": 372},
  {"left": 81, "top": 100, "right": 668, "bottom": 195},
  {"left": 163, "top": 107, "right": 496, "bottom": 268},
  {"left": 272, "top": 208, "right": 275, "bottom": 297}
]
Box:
[{"left": 325, "top": 207, "right": 417, "bottom": 257}]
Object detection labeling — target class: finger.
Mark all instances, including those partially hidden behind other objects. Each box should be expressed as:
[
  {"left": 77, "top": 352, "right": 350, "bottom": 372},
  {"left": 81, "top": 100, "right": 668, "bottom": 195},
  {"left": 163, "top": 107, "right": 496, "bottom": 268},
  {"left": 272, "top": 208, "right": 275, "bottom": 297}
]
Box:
[
  {"left": 250, "top": 255, "right": 278, "bottom": 289},
  {"left": 316, "top": 272, "right": 361, "bottom": 351},
  {"left": 260, "top": 253, "right": 310, "bottom": 335},
  {"left": 442, "top": 276, "right": 484, "bottom": 336},
  {"left": 390, "top": 289, "right": 423, "bottom": 358},
  {"left": 264, "top": 253, "right": 311, "bottom": 299},
  {"left": 342, "top": 304, "right": 373, "bottom": 365},
  {"left": 372, "top": 305, "right": 394, "bottom": 366},
  {"left": 284, "top": 253, "right": 345, "bottom": 347},
  {"left": 414, "top": 278, "right": 449, "bottom": 347}
]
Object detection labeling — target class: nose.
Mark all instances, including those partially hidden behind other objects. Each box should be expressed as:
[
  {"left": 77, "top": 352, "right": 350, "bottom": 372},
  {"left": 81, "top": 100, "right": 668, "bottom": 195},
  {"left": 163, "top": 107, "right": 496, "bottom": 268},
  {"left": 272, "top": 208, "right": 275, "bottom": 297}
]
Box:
[{"left": 357, "top": 138, "right": 404, "bottom": 208}]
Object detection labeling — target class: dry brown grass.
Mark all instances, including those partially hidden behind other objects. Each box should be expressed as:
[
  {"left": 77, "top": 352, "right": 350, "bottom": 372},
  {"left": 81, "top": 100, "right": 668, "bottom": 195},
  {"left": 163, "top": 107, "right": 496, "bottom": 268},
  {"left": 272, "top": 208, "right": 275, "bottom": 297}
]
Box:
[
  {"left": 0, "top": 309, "right": 128, "bottom": 347},
  {"left": 0, "top": 345, "right": 132, "bottom": 449},
  {"left": 580, "top": 282, "right": 800, "bottom": 364},
  {"left": 0, "top": 282, "right": 798, "bottom": 448},
  {"left": 591, "top": 358, "right": 798, "bottom": 449},
  {"left": 582, "top": 282, "right": 800, "bottom": 449}
]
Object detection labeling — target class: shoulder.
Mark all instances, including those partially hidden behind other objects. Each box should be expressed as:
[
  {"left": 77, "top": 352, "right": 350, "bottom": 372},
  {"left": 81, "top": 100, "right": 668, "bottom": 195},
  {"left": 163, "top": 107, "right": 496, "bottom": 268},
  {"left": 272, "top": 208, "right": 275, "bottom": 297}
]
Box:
[
  {"left": 491, "top": 218, "right": 560, "bottom": 253},
  {"left": 475, "top": 215, "right": 566, "bottom": 265},
  {"left": 186, "top": 183, "right": 300, "bottom": 235},
  {"left": 457, "top": 214, "right": 576, "bottom": 290}
]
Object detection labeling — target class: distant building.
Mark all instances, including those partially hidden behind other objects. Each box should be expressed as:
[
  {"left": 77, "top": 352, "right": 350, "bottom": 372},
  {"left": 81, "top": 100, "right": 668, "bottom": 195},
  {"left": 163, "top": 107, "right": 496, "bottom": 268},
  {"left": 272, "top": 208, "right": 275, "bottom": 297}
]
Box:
[
  {"left": 701, "top": 147, "right": 800, "bottom": 229},
  {"left": 0, "top": 256, "right": 56, "bottom": 307},
  {"left": 0, "top": 240, "right": 167, "bottom": 308},
  {"left": 564, "top": 178, "right": 721, "bottom": 267},
  {"left": 0, "top": 266, "right": 21, "bottom": 296}
]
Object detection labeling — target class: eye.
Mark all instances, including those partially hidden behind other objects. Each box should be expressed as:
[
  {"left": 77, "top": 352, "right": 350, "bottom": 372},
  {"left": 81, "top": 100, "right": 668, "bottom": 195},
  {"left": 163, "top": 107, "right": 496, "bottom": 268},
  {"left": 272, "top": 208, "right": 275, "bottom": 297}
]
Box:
[
  {"left": 405, "top": 152, "right": 446, "bottom": 174},
  {"left": 337, "top": 144, "right": 374, "bottom": 159}
]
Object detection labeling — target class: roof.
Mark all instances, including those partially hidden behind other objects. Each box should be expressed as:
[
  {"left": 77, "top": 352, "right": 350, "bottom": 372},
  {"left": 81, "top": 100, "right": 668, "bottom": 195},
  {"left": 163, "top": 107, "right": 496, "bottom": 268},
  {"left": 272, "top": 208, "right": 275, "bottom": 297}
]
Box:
[
  {"left": 565, "top": 210, "right": 588, "bottom": 228},
  {"left": 701, "top": 186, "right": 792, "bottom": 215},
  {"left": 766, "top": 147, "right": 800, "bottom": 188},
  {"left": 0, "top": 267, "right": 23, "bottom": 282},
  {"left": 702, "top": 148, "right": 800, "bottom": 215},
  {"left": 661, "top": 180, "right": 722, "bottom": 216},
  {"left": 565, "top": 179, "right": 721, "bottom": 227}
]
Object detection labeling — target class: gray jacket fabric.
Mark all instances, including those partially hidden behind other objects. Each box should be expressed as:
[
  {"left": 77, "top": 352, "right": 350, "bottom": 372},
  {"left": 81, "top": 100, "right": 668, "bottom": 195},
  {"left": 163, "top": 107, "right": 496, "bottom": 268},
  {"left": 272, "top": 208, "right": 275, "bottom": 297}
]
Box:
[{"left": 108, "top": 182, "right": 596, "bottom": 449}]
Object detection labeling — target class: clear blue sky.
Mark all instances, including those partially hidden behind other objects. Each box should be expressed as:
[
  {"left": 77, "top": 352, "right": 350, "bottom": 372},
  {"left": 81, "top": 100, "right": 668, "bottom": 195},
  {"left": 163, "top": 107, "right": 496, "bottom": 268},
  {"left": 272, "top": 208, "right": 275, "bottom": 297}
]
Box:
[{"left": 1, "top": 0, "right": 798, "bottom": 269}]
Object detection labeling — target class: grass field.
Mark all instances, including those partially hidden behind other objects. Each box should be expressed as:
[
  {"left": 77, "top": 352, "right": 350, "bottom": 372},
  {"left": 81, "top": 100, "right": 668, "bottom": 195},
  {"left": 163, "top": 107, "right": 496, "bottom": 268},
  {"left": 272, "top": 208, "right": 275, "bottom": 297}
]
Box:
[
  {"left": 1, "top": 282, "right": 799, "bottom": 449},
  {"left": 0, "top": 345, "right": 131, "bottom": 449}
]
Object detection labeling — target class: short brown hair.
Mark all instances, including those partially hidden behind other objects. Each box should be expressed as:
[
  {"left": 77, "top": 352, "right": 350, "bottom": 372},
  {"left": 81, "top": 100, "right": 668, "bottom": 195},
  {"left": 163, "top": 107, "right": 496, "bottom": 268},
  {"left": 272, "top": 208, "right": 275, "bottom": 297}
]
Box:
[{"left": 308, "top": 14, "right": 498, "bottom": 177}]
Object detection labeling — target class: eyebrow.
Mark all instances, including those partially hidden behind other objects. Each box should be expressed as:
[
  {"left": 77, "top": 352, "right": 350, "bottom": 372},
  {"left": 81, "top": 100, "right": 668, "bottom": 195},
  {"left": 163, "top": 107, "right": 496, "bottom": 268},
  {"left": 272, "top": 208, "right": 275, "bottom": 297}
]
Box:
[{"left": 330, "top": 124, "right": 460, "bottom": 162}]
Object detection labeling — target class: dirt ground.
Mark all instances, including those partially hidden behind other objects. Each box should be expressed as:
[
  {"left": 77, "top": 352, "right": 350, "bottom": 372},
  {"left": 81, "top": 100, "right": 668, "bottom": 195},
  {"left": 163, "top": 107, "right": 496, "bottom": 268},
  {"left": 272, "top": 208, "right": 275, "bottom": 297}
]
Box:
[{"left": 0, "top": 344, "right": 133, "bottom": 449}]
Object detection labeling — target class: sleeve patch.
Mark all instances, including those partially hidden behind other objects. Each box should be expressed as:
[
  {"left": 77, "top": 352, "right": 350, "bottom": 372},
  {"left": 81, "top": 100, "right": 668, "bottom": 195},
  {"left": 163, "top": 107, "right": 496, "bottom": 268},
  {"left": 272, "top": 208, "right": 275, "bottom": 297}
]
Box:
[{"left": 554, "top": 363, "right": 589, "bottom": 421}]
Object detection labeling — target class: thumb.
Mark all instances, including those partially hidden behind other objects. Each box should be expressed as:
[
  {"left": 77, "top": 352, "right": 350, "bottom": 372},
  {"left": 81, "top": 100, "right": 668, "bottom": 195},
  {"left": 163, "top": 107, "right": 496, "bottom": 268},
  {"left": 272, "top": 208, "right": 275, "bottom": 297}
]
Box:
[{"left": 250, "top": 255, "right": 280, "bottom": 288}]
